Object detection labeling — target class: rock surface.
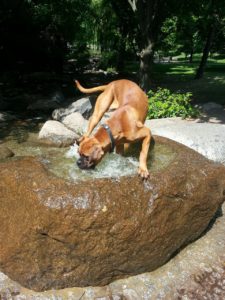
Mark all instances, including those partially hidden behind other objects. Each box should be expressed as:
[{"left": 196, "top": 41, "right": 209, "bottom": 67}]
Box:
[
  {"left": 0, "top": 136, "right": 225, "bottom": 292},
  {"left": 38, "top": 120, "right": 78, "bottom": 147},
  {"left": 0, "top": 112, "right": 16, "bottom": 122},
  {"left": 0, "top": 145, "right": 14, "bottom": 159},
  {"left": 27, "top": 91, "right": 65, "bottom": 111},
  {"left": 146, "top": 119, "right": 225, "bottom": 164},
  {"left": 52, "top": 97, "right": 93, "bottom": 121},
  {"left": 62, "top": 112, "right": 88, "bottom": 134}
]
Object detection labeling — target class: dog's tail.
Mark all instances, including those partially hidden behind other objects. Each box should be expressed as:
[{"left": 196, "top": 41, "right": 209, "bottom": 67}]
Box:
[{"left": 75, "top": 80, "right": 108, "bottom": 94}]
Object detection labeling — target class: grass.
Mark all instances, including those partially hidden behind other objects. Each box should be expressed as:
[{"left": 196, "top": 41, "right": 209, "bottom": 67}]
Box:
[
  {"left": 153, "top": 61, "right": 225, "bottom": 104},
  {"left": 126, "top": 54, "right": 225, "bottom": 105}
]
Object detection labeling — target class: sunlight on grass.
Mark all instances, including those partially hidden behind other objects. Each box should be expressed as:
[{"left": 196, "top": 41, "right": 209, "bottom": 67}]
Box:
[
  {"left": 153, "top": 57, "right": 225, "bottom": 104},
  {"left": 166, "top": 65, "right": 195, "bottom": 75}
]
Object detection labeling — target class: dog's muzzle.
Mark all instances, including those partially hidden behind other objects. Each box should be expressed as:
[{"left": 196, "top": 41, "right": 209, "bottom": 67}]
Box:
[{"left": 77, "top": 156, "right": 95, "bottom": 170}]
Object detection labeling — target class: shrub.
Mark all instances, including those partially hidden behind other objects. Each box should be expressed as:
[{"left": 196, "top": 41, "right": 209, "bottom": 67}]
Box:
[{"left": 147, "top": 88, "right": 199, "bottom": 119}]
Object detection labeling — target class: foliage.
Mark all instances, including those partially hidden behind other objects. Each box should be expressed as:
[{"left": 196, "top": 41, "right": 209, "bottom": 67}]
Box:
[
  {"left": 99, "top": 51, "right": 118, "bottom": 70},
  {"left": 147, "top": 88, "right": 199, "bottom": 119},
  {"left": 158, "top": 17, "right": 181, "bottom": 57}
]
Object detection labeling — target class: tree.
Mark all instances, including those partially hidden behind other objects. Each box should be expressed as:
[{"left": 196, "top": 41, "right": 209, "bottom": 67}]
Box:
[
  {"left": 0, "top": 0, "right": 92, "bottom": 72},
  {"left": 127, "top": 0, "right": 180, "bottom": 91},
  {"left": 195, "top": 0, "right": 225, "bottom": 79}
]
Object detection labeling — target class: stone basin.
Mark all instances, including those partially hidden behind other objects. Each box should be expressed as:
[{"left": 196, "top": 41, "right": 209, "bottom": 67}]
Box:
[{"left": 0, "top": 136, "right": 225, "bottom": 292}]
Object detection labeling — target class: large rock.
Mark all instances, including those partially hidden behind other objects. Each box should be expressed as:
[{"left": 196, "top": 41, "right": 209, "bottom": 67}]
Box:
[
  {"left": 52, "top": 97, "right": 93, "bottom": 121},
  {"left": 146, "top": 119, "right": 225, "bottom": 164},
  {"left": 0, "top": 137, "right": 224, "bottom": 292},
  {"left": 38, "top": 120, "right": 78, "bottom": 147},
  {"left": 27, "top": 91, "right": 65, "bottom": 112}
]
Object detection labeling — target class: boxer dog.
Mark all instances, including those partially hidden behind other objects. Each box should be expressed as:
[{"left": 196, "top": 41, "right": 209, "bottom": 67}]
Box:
[{"left": 75, "top": 79, "right": 151, "bottom": 178}]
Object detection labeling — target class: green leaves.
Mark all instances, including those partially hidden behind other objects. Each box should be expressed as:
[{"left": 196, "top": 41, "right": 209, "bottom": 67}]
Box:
[{"left": 147, "top": 88, "right": 199, "bottom": 119}]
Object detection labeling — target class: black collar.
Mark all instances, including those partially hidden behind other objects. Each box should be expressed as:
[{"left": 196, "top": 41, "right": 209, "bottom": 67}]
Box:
[{"left": 101, "top": 123, "right": 115, "bottom": 153}]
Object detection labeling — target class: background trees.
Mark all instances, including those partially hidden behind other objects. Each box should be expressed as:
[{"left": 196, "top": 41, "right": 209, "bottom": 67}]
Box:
[{"left": 0, "top": 0, "right": 224, "bottom": 90}]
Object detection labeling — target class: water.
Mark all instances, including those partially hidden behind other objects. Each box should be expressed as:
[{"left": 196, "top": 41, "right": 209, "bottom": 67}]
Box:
[{"left": 1, "top": 121, "right": 176, "bottom": 181}]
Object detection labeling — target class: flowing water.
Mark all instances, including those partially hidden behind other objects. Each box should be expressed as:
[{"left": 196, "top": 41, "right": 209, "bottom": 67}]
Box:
[{"left": 1, "top": 120, "right": 175, "bottom": 181}]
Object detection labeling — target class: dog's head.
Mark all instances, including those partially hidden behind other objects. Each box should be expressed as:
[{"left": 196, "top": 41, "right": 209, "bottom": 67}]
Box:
[{"left": 76, "top": 137, "right": 105, "bottom": 170}]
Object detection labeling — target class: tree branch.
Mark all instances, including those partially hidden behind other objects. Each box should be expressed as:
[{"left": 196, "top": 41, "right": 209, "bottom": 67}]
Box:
[{"left": 128, "top": 0, "right": 137, "bottom": 12}]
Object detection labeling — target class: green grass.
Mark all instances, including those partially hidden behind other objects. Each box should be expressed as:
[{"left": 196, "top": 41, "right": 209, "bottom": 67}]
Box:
[
  {"left": 151, "top": 55, "right": 225, "bottom": 105},
  {"left": 120, "top": 53, "right": 225, "bottom": 104}
]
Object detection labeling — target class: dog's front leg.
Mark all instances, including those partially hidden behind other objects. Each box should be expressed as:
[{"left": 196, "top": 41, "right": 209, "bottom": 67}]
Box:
[
  {"left": 86, "top": 90, "right": 114, "bottom": 137},
  {"left": 137, "top": 127, "right": 151, "bottom": 179},
  {"left": 115, "top": 144, "right": 124, "bottom": 155}
]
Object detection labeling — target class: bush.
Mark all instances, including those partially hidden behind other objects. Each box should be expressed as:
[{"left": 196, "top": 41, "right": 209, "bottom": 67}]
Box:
[{"left": 147, "top": 88, "right": 199, "bottom": 119}]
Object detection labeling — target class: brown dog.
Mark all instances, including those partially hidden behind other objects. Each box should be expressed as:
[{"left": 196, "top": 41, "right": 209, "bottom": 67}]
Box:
[{"left": 75, "top": 79, "right": 151, "bottom": 178}]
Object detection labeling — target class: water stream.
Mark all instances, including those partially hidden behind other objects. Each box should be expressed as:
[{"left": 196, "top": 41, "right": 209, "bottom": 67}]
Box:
[{"left": 1, "top": 120, "right": 175, "bottom": 181}]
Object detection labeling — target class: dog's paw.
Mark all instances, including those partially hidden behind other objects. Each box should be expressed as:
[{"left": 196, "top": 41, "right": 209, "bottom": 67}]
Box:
[{"left": 138, "top": 167, "right": 150, "bottom": 179}]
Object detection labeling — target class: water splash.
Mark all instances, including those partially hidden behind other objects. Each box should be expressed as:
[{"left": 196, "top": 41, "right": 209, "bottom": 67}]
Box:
[
  {"left": 2, "top": 131, "right": 175, "bottom": 182},
  {"left": 55, "top": 144, "right": 140, "bottom": 181}
]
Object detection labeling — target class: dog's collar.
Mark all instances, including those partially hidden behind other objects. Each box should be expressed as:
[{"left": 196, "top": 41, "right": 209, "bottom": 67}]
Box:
[{"left": 101, "top": 123, "right": 115, "bottom": 153}]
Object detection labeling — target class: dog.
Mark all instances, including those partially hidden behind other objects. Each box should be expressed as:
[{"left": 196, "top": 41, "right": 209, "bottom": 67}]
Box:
[{"left": 75, "top": 79, "right": 151, "bottom": 178}]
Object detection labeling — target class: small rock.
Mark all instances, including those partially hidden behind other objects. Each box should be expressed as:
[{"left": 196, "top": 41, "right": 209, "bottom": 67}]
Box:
[
  {"left": 0, "top": 112, "right": 16, "bottom": 122},
  {"left": 200, "top": 102, "right": 223, "bottom": 112},
  {"left": 38, "top": 120, "right": 78, "bottom": 147},
  {"left": 62, "top": 112, "right": 88, "bottom": 134}
]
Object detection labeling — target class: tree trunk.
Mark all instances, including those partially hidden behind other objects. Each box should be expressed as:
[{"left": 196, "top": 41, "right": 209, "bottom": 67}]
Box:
[
  {"left": 139, "top": 43, "right": 154, "bottom": 91},
  {"left": 195, "top": 25, "right": 215, "bottom": 79},
  {"left": 195, "top": 0, "right": 217, "bottom": 80},
  {"left": 127, "top": 0, "right": 166, "bottom": 91},
  {"left": 189, "top": 48, "right": 193, "bottom": 63}
]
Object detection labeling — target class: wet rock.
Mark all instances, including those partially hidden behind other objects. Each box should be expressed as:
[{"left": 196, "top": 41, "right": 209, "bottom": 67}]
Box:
[
  {"left": 27, "top": 91, "right": 65, "bottom": 112},
  {"left": 52, "top": 97, "right": 94, "bottom": 121},
  {"left": 0, "top": 145, "right": 14, "bottom": 159},
  {"left": 38, "top": 120, "right": 78, "bottom": 147},
  {"left": 62, "top": 112, "right": 88, "bottom": 134},
  {"left": 0, "top": 137, "right": 225, "bottom": 292},
  {"left": 0, "top": 112, "right": 16, "bottom": 122}
]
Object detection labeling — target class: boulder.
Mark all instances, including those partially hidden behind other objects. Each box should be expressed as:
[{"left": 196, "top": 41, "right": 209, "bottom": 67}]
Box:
[
  {"left": 62, "top": 112, "right": 88, "bottom": 134},
  {"left": 52, "top": 97, "right": 93, "bottom": 121},
  {"left": 0, "top": 136, "right": 224, "bottom": 292},
  {"left": 27, "top": 91, "right": 65, "bottom": 112},
  {"left": 146, "top": 119, "right": 225, "bottom": 164},
  {"left": 0, "top": 145, "right": 14, "bottom": 159},
  {"left": 38, "top": 120, "right": 78, "bottom": 147}
]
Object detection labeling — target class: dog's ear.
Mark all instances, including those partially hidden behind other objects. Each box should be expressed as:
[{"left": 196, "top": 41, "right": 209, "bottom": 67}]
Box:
[{"left": 91, "top": 145, "right": 104, "bottom": 161}]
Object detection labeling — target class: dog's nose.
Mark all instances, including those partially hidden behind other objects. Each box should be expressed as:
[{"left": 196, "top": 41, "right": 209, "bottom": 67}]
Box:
[{"left": 77, "top": 157, "right": 82, "bottom": 167}]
